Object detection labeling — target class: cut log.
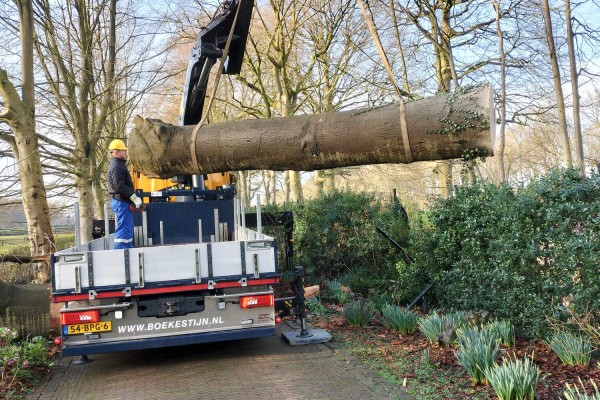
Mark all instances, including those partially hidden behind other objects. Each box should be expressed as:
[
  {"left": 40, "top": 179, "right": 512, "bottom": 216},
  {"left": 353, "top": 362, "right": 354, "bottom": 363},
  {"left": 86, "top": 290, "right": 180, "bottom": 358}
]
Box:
[
  {"left": 304, "top": 285, "right": 320, "bottom": 299},
  {"left": 129, "top": 85, "right": 495, "bottom": 178}
]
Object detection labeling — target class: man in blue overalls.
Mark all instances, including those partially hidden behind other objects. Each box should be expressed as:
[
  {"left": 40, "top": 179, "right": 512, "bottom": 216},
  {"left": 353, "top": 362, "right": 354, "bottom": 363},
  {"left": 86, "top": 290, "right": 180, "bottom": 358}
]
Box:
[{"left": 107, "top": 139, "right": 142, "bottom": 249}]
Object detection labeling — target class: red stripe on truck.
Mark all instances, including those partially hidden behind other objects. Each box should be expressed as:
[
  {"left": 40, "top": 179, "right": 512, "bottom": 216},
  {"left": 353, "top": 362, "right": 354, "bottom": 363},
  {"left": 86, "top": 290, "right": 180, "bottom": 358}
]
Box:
[{"left": 51, "top": 278, "right": 279, "bottom": 303}]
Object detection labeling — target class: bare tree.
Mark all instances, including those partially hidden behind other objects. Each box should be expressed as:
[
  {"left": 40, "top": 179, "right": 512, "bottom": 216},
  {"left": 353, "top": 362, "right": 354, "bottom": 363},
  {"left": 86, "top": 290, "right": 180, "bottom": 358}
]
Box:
[
  {"left": 0, "top": 0, "right": 54, "bottom": 283},
  {"left": 31, "top": 0, "right": 175, "bottom": 242},
  {"left": 243, "top": 0, "right": 315, "bottom": 202},
  {"left": 493, "top": 0, "right": 507, "bottom": 182},
  {"left": 303, "top": 0, "right": 369, "bottom": 194},
  {"left": 564, "top": 0, "right": 585, "bottom": 176},
  {"left": 541, "top": 0, "right": 572, "bottom": 167}
]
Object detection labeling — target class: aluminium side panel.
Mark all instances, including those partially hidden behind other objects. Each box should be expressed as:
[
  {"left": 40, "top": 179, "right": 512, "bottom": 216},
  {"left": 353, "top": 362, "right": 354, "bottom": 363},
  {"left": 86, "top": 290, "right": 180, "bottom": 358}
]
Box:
[{"left": 52, "top": 235, "right": 278, "bottom": 295}]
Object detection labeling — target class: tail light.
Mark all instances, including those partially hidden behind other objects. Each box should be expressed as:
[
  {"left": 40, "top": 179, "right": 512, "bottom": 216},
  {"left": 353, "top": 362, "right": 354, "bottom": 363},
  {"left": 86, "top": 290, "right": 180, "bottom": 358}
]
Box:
[
  {"left": 240, "top": 294, "right": 274, "bottom": 308},
  {"left": 60, "top": 310, "right": 100, "bottom": 325}
]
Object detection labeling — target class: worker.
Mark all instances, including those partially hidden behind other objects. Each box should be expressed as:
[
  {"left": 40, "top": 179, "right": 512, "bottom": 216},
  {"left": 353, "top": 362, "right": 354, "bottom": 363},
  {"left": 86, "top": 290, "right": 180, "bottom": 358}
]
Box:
[{"left": 107, "top": 139, "right": 143, "bottom": 249}]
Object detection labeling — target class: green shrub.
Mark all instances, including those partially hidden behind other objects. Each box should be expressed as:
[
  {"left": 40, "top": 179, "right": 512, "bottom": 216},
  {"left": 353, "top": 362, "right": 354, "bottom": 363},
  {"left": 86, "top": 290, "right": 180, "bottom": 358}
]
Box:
[
  {"left": 488, "top": 320, "right": 515, "bottom": 347},
  {"left": 550, "top": 331, "right": 592, "bottom": 366},
  {"left": 54, "top": 233, "right": 75, "bottom": 251},
  {"left": 1, "top": 328, "right": 53, "bottom": 394},
  {"left": 292, "top": 191, "right": 411, "bottom": 293},
  {"left": 306, "top": 297, "right": 328, "bottom": 315},
  {"left": 21, "top": 336, "right": 52, "bottom": 368},
  {"left": 344, "top": 300, "right": 375, "bottom": 327},
  {"left": 411, "top": 169, "right": 600, "bottom": 339},
  {"left": 382, "top": 305, "right": 417, "bottom": 334},
  {"left": 367, "top": 291, "right": 396, "bottom": 312},
  {"left": 393, "top": 259, "right": 429, "bottom": 305},
  {"left": 455, "top": 327, "right": 500, "bottom": 384},
  {"left": 326, "top": 280, "right": 350, "bottom": 305},
  {"left": 484, "top": 356, "right": 540, "bottom": 400},
  {"left": 563, "top": 378, "right": 600, "bottom": 400}
]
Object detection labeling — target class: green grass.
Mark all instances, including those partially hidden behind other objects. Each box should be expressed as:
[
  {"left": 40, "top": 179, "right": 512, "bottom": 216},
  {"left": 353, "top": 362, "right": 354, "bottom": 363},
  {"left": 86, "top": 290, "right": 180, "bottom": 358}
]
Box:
[
  {"left": 0, "top": 233, "right": 75, "bottom": 256},
  {"left": 0, "top": 234, "right": 75, "bottom": 283}
]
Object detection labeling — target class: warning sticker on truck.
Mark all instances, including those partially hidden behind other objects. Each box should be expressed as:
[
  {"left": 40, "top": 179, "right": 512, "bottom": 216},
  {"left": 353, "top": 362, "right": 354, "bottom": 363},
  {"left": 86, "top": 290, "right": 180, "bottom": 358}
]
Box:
[{"left": 117, "top": 316, "right": 224, "bottom": 334}]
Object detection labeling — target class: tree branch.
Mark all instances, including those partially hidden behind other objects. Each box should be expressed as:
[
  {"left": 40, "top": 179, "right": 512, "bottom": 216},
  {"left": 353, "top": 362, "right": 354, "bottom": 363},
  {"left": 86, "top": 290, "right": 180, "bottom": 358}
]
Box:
[{"left": 0, "top": 68, "right": 21, "bottom": 121}]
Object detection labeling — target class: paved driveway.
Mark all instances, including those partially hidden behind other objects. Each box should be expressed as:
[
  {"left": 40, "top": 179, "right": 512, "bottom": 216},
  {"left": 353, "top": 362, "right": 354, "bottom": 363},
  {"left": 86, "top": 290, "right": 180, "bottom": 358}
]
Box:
[{"left": 28, "top": 323, "right": 410, "bottom": 400}]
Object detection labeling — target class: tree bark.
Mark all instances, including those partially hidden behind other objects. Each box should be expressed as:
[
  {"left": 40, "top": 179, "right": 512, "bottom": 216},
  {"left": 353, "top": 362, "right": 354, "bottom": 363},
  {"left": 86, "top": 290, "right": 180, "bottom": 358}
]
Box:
[
  {"left": 435, "top": 160, "right": 453, "bottom": 197},
  {"left": 0, "top": 0, "right": 54, "bottom": 284},
  {"left": 493, "top": 0, "right": 507, "bottom": 182},
  {"left": 541, "top": 0, "right": 572, "bottom": 167},
  {"left": 130, "top": 86, "right": 495, "bottom": 178},
  {"left": 289, "top": 171, "right": 303, "bottom": 202},
  {"left": 565, "top": 0, "right": 585, "bottom": 177}
]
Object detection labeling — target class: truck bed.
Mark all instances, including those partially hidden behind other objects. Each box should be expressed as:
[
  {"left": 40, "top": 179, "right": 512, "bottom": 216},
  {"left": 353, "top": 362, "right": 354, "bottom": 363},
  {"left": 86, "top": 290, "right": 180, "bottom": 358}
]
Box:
[{"left": 52, "top": 229, "right": 278, "bottom": 302}]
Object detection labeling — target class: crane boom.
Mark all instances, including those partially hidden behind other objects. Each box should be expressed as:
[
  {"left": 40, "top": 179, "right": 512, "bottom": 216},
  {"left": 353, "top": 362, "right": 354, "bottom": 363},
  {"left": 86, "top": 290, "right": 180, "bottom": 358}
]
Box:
[{"left": 180, "top": 0, "right": 254, "bottom": 126}]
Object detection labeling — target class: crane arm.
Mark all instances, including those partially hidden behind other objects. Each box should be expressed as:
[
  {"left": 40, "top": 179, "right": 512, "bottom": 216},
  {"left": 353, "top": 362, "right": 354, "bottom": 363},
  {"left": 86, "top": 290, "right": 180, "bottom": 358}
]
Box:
[{"left": 179, "top": 0, "right": 254, "bottom": 126}]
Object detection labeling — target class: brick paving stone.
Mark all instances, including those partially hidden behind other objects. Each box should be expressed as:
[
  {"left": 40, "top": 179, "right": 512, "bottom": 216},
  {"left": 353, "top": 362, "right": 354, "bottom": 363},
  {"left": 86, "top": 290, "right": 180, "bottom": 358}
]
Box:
[{"left": 27, "top": 325, "right": 411, "bottom": 400}]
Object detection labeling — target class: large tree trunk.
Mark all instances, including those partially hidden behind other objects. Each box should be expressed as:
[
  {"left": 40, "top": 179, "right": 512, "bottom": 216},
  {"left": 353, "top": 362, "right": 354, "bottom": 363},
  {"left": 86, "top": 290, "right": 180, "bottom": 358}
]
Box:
[
  {"left": 76, "top": 175, "right": 95, "bottom": 244},
  {"left": 130, "top": 86, "right": 495, "bottom": 178},
  {"left": 0, "top": 0, "right": 54, "bottom": 283}
]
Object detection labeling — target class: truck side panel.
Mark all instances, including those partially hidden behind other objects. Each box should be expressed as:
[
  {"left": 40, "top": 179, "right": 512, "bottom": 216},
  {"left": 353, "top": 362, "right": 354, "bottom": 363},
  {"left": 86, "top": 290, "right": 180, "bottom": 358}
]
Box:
[
  {"left": 53, "top": 239, "right": 277, "bottom": 296},
  {"left": 61, "top": 290, "right": 275, "bottom": 356}
]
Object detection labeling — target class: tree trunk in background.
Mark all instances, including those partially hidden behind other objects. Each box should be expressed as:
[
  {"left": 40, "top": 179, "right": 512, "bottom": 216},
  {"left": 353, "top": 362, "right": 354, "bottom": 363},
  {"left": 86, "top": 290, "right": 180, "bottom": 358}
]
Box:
[
  {"left": 493, "top": 0, "right": 507, "bottom": 182},
  {"left": 130, "top": 87, "right": 494, "bottom": 178},
  {"left": 289, "top": 171, "right": 303, "bottom": 202},
  {"left": 93, "top": 182, "right": 106, "bottom": 219},
  {"left": 324, "top": 173, "right": 336, "bottom": 192},
  {"left": 262, "top": 171, "right": 272, "bottom": 205},
  {"left": 315, "top": 170, "right": 337, "bottom": 194},
  {"left": 237, "top": 171, "right": 250, "bottom": 206},
  {"left": 270, "top": 172, "right": 277, "bottom": 205},
  {"left": 541, "top": 0, "right": 572, "bottom": 167},
  {"left": 284, "top": 171, "right": 291, "bottom": 204},
  {"left": 76, "top": 176, "right": 94, "bottom": 243},
  {"left": 436, "top": 160, "right": 453, "bottom": 197},
  {"left": 565, "top": 0, "right": 585, "bottom": 177},
  {"left": 314, "top": 170, "right": 325, "bottom": 194},
  {"left": 0, "top": 0, "right": 54, "bottom": 283}
]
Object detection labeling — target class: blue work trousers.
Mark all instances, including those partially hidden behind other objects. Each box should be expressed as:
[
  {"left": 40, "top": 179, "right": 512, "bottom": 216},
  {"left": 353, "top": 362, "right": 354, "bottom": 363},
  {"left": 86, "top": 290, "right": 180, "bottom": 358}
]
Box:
[{"left": 111, "top": 198, "right": 133, "bottom": 249}]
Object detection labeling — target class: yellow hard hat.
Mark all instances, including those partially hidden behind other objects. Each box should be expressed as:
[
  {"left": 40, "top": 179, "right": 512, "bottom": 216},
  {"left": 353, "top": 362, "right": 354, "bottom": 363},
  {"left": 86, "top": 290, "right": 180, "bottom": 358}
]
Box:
[{"left": 108, "top": 139, "right": 127, "bottom": 151}]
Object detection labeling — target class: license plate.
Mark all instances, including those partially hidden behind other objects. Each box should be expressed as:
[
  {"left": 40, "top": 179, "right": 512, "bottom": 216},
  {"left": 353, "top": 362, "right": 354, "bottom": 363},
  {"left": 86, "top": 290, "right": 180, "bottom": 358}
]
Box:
[{"left": 66, "top": 321, "right": 112, "bottom": 335}]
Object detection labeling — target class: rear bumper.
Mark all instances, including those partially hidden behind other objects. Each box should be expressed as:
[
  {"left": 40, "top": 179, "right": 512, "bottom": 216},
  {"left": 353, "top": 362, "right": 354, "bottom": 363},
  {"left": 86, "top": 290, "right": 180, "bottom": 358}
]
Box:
[{"left": 61, "top": 326, "right": 276, "bottom": 357}]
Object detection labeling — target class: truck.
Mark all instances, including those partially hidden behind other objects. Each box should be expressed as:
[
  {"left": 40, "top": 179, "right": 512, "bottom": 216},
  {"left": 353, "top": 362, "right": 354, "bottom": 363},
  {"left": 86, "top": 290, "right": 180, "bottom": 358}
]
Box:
[{"left": 51, "top": 0, "right": 307, "bottom": 357}]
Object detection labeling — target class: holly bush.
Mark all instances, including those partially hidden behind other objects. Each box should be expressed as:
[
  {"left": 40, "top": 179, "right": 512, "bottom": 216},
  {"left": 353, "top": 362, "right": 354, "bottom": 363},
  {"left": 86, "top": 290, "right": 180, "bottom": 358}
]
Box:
[
  {"left": 292, "top": 191, "right": 411, "bottom": 294},
  {"left": 412, "top": 169, "right": 600, "bottom": 338}
]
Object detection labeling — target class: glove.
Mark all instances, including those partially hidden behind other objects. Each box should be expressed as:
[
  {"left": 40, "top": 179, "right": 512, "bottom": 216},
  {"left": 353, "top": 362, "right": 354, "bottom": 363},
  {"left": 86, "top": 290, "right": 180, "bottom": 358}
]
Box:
[{"left": 130, "top": 193, "right": 143, "bottom": 209}]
